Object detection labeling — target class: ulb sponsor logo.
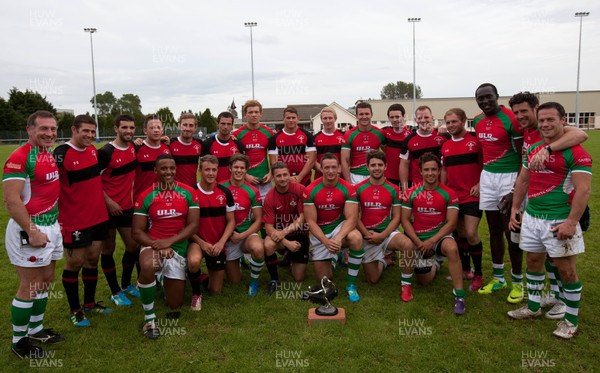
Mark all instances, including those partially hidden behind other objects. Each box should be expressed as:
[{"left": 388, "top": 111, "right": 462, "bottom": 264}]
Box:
[
  {"left": 521, "top": 350, "right": 555, "bottom": 369},
  {"left": 275, "top": 282, "right": 304, "bottom": 300},
  {"left": 399, "top": 318, "right": 432, "bottom": 336},
  {"left": 29, "top": 350, "right": 63, "bottom": 368},
  {"left": 275, "top": 350, "right": 309, "bottom": 368}
]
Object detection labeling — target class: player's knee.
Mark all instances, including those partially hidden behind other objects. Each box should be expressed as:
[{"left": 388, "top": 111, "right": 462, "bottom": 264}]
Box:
[{"left": 347, "top": 230, "right": 363, "bottom": 248}]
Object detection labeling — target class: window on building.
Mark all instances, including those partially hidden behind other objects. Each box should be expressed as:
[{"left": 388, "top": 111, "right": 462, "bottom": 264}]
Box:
[{"left": 566, "top": 112, "right": 595, "bottom": 129}]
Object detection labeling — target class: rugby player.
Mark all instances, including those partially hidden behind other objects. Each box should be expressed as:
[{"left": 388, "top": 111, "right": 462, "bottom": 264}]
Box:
[
  {"left": 400, "top": 153, "right": 466, "bottom": 315},
  {"left": 313, "top": 107, "right": 345, "bottom": 180},
  {"left": 400, "top": 105, "right": 449, "bottom": 192},
  {"left": 341, "top": 102, "right": 385, "bottom": 185},
  {"left": 54, "top": 115, "right": 111, "bottom": 327},
  {"left": 474, "top": 83, "right": 524, "bottom": 302},
  {"left": 263, "top": 162, "right": 309, "bottom": 294},
  {"left": 355, "top": 150, "right": 412, "bottom": 284},
  {"left": 507, "top": 102, "right": 591, "bottom": 339},
  {"left": 382, "top": 104, "right": 413, "bottom": 186},
  {"left": 98, "top": 114, "right": 140, "bottom": 306},
  {"left": 303, "top": 153, "right": 365, "bottom": 302},
  {"left": 169, "top": 113, "right": 202, "bottom": 187},
  {"left": 132, "top": 154, "right": 199, "bottom": 339},
  {"left": 221, "top": 154, "right": 265, "bottom": 296},
  {"left": 268, "top": 106, "right": 316, "bottom": 186},
  {"left": 189, "top": 155, "right": 236, "bottom": 301},
  {"left": 133, "top": 114, "right": 171, "bottom": 202},
  {"left": 232, "top": 100, "right": 274, "bottom": 200},
  {"left": 201, "top": 111, "right": 245, "bottom": 183},
  {"left": 509, "top": 92, "right": 588, "bottom": 317},
  {"left": 440, "top": 108, "right": 484, "bottom": 291},
  {"left": 4, "top": 111, "right": 65, "bottom": 358}
]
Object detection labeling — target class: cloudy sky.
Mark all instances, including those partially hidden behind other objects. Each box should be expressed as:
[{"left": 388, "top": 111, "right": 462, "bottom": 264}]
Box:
[{"left": 1, "top": 0, "right": 599, "bottom": 118}]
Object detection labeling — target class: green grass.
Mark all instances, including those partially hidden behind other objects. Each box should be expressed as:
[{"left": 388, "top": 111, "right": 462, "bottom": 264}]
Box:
[{"left": 1, "top": 134, "right": 599, "bottom": 372}]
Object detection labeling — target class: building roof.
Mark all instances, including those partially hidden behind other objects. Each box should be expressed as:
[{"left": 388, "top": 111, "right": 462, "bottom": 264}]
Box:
[{"left": 243, "top": 104, "right": 327, "bottom": 123}]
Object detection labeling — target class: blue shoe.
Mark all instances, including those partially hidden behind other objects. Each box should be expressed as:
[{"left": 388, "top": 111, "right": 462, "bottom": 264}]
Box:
[
  {"left": 83, "top": 302, "right": 113, "bottom": 315},
  {"left": 347, "top": 284, "right": 360, "bottom": 303},
  {"left": 248, "top": 281, "right": 259, "bottom": 297},
  {"left": 110, "top": 291, "right": 132, "bottom": 306},
  {"left": 69, "top": 310, "right": 90, "bottom": 327},
  {"left": 122, "top": 284, "right": 140, "bottom": 298}
]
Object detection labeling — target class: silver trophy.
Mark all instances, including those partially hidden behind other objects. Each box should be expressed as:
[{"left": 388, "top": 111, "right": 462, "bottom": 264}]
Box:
[{"left": 301, "top": 276, "right": 338, "bottom": 316}]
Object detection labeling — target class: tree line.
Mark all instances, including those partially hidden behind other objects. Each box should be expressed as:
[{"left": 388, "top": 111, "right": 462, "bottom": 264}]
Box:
[{"left": 0, "top": 88, "right": 218, "bottom": 137}]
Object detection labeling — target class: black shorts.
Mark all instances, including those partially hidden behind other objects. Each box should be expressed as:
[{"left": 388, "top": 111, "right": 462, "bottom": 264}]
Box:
[
  {"left": 284, "top": 234, "right": 309, "bottom": 264},
  {"left": 458, "top": 202, "right": 482, "bottom": 219},
  {"left": 204, "top": 252, "right": 226, "bottom": 271},
  {"left": 63, "top": 220, "right": 109, "bottom": 249},
  {"left": 108, "top": 208, "right": 134, "bottom": 228}
]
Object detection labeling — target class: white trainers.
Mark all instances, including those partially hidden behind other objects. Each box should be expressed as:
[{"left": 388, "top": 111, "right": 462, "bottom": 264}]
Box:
[
  {"left": 540, "top": 295, "right": 559, "bottom": 308},
  {"left": 553, "top": 320, "right": 578, "bottom": 339},
  {"left": 507, "top": 305, "right": 541, "bottom": 319},
  {"left": 545, "top": 301, "right": 566, "bottom": 320}
]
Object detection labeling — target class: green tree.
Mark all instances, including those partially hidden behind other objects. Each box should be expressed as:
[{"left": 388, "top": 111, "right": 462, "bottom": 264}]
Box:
[
  {"left": 91, "top": 91, "right": 117, "bottom": 116},
  {"left": 380, "top": 81, "right": 422, "bottom": 100},
  {"left": 156, "top": 106, "right": 176, "bottom": 136},
  {"left": 7, "top": 87, "right": 57, "bottom": 128},
  {"left": 57, "top": 112, "right": 75, "bottom": 137},
  {"left": 0, "top": 97, "right": 21, "bottom": 131},
  {"left": 199, "top": 108, "right": 217, "bottom": 134}
]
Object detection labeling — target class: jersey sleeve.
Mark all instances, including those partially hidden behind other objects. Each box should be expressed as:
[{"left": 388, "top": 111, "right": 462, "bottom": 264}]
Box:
[
  {"left": 251, "top": 187, "right": 262, "bottom": 207},
  {"left": 134, "top": 190, "right": 150, "bottom": 216},
  {"left": 296, "top": 184, "right": 306, "bottom": 213},
  {"left": 235, "top": 139, "right": 246, "bottom": 154},
  {"left": 572, "top": 147, "right": 592, "bottom": 174},
  {"left": 341, "top": 131, "right": 351, "bottom": 150},
  {"left": 53, "top": 144, "right": 68, "bottom": 169},
  {"left": 447, "top": 187, "right": 459, "bottom": 209},
  {"left": 303, "top": 186, "right": 314, "bottom": 205},
  {"left": 304, "top": 129, "right": 316, "bottom": 153},
  {"left": 97, "top": 144, "right": 112, "bottom": 173},
  {"left": 267, "top": 133, "right": 277, "bottom": 154},
  {"left": 400, "top": 137, "right": 410, "bottom": 159},
  {"left": 3, "top": 148, "right": 28, "bottom": 181},
  {"left": 346, "top": 184, "right": 358, "bottom": 204}
]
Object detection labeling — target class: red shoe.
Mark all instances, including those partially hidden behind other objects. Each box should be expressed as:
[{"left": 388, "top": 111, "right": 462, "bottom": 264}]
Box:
[
  {"left": 463, "top": 270, "right": 474, "bottom": 280},
  {"left": 470, "top": 275, "right": 483, "bottom": 292},
  {"left": 401, "top": 284, "right": 413, "bottom": 302}
]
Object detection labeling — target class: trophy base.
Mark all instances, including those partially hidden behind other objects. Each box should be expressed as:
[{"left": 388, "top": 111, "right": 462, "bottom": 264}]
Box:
[{"left": 308, "top": 307, "right": 346, "bottom": 326}]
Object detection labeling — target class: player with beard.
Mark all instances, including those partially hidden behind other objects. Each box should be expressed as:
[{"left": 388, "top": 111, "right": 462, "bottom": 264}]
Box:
[
  {"left": 313, "top": 107, "right": 346, "bottom": 180},
  {"left": 355, "top": 150, "right": 412, "bottom": 284},
  {"left": 169, "top": 113, "right": 202, "bottom": 187},
  {"left": 201, "top": 111, "right": 245, "bottom": 183},
  {"left": 98, "top": 114, "right": 140, "bottom": 307},
  {"left": 440, "top": 108, "right": 484, "bottom": 291}
]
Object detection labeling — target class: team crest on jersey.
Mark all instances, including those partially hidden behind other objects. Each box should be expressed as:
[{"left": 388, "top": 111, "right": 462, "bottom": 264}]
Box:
[
  {"left": 363, "top": 134, "right": 369, "bottom": 141},
  {"left": 467, "top": 141, "right": 477, "bottom": 151},
  {"left": 372, "top": 188, "right": 380, "bottom": 200},
  {"left": 485, "top": 119, "right": 493, "bottom": 130},
  {"left": 194, "top": 144, "right": 201, "bottom": 152},
  {"left": 72, "top": 230, "right": 82, "bottom": 242},
  {"left": 337, "top": 136, "right": 344, "bottom": 144},
  {"left": 252, "top": 132, "right": 258, "bottom": 140},
  {"left": 435, "top": 136, "right": 445, "bottom": 145},
  {"left": 92, "top": 149, "right": 97, "bottom": 158},
  {"left": 163, "top": 149, "right": 170, "bottom": 154},
  {"left": 298, "top": 135, "right": 305, "bottom": 142},
  {"left": 231, "top": 146, "right": 239, "bottom": 153},
  {"left": 290, "top": 200, "right": 297, "bottom": 207},
  {"left": 217, "top": 194, "right": 225, "bottom": 205},
  {"left": 326, "top": 190, "right": 333, "bottom": 202}
]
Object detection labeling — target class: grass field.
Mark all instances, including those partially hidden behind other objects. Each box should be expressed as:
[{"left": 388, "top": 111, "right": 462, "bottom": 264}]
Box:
[{"left": 0, "top": 134, "right": 598, "bottom": 372}]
